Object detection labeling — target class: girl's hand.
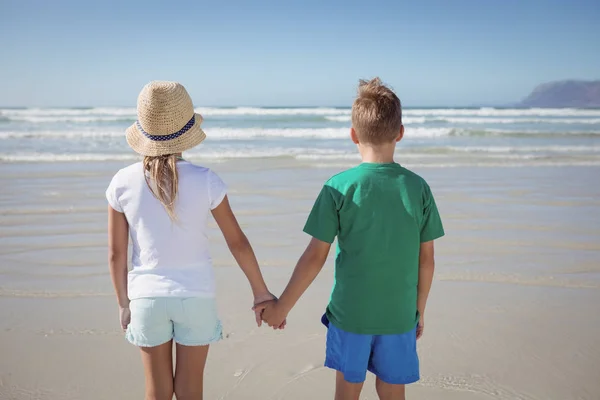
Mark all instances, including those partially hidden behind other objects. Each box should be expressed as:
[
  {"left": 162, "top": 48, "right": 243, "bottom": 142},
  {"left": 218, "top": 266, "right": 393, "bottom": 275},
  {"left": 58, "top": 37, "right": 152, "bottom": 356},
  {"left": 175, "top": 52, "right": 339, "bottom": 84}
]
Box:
[
  {"left": 119, "top": 306, "right": 131, "bottom": 331},
  {"left": 253, "top": 292, "right": 276, "bottom": 327},
  {"left": 253, "top": 299, "right": 287, "bottom": 330}
]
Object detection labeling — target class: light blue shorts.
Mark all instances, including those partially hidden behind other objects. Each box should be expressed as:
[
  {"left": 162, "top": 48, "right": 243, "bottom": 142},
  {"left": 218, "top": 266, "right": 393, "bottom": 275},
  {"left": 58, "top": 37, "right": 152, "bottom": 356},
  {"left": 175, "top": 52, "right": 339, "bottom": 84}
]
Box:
[
  {"left": 126, "top": 297, "right": 222, "bottom": 347},
  {"left": 323, "top": 314, "right": 419, "bottom": 385}
]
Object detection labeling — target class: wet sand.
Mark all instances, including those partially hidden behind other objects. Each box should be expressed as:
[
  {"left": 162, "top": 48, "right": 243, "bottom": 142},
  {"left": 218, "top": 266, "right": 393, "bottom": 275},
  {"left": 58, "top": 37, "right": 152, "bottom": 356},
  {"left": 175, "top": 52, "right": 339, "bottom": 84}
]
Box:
[{"left": 1, "top": 160, "right": 599, "bottom": 399}]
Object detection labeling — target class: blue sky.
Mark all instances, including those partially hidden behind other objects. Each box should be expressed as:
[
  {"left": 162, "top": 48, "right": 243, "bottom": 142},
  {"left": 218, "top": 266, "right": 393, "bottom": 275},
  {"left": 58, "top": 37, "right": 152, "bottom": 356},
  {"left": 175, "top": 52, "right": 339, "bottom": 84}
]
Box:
[{"left": 1, "top": 0, "right": 599, "bottom": 107}]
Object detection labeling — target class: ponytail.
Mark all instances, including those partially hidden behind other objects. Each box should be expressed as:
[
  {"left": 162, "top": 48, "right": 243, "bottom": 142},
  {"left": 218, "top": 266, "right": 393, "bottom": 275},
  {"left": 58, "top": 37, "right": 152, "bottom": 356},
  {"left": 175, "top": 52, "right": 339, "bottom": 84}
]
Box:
[{"left": 143, "top": 154, "right": 179, "bottom": 220}]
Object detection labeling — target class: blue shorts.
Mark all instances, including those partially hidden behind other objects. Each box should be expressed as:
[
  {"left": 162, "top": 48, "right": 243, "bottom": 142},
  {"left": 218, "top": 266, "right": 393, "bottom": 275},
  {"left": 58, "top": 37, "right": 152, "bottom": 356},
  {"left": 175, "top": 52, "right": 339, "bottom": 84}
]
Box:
[
  {"left": 322, "top": 314, "right": 420, "bottom": 385},
  {"left": 126, "top": 297, "right": 222, "bottom": 347}
]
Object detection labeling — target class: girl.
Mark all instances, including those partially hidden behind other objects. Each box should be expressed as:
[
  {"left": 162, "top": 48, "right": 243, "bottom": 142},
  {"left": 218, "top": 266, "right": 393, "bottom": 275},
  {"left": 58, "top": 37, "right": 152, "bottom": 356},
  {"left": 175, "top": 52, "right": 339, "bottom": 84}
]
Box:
[{"left": 106, "top": 81, "right": 275, "bottom": 400}]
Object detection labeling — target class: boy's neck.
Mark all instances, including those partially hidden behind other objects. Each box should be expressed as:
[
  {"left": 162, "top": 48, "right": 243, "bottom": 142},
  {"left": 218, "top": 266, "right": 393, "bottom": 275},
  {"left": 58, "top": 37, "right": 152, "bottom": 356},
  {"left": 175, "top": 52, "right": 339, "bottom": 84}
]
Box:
[{"left": 358, "top": 143, "right": 396, "bottom": 164}]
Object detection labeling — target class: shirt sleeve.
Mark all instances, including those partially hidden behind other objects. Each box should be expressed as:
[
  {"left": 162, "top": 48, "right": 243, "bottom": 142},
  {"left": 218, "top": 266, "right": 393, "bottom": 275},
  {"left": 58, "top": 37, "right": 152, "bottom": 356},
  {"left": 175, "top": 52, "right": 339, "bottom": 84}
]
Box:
[
  {"left": 208, "top": 170, "right": 228, "bottom": 210},
  {"left": 303, "top": 184, "right": 339, "bottom": 244},
  {"left": 105, "top": 173, "right": 124, "bottom": 213},
  {"left": 420, "top": 182, "right": 444, "bottom": 243}
]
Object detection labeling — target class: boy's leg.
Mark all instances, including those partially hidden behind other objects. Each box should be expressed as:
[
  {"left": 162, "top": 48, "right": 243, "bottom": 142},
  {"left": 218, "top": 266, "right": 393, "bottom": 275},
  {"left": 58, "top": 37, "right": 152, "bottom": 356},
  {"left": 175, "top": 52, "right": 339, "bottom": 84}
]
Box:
[
  {"left": 368, "top": 326, "right": 419, "bottom": 398},
  {"left": 335, "top": 372, "right": 364, "bottom": 400},
  {"left": 323, "top": 316, "right": 372, "bottom": 400},
  {"left": 375, "top": 378, "right": 405, "bottom": 400}
]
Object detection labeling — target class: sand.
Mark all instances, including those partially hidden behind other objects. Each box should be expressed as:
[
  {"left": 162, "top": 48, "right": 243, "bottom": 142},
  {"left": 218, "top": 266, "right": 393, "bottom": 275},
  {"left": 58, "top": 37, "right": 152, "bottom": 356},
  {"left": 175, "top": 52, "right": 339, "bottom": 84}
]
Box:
[{"left": 1, "top": 160, "right": 599, "bottom": 399}]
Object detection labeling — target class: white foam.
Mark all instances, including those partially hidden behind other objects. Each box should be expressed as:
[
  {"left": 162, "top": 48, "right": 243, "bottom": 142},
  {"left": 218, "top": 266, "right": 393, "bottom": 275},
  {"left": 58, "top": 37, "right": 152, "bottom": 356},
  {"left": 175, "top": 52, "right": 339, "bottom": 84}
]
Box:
[
  {"left": 194, "top": 127, "right": 453, "bottom": 139},
  {"left": 3, "top": 107, "right": 600, "bottom": 125},
  {"left": 2, "top": 116, "right": 135, "bottom": 123},
  {"left": 0, "top": 127, "right": 453, "bottom": 140},
  {"left": 195, "top": 107, "right": 350, "bottom": 116},
  {"left": 7, "top": 115, "right": 599, "bottom": 125},
  {"left": 407, "top": 127, "right": 456, "bottom": 137},
  {"left": 208, "top": 128, "right": 350, "bottom": 139},
  {"left": 324, "top": 116, "right": 351, "bottom": 122},
  {"left": 0, "top": 148, "right": 353, "bottom": 162},
  {"left": 188, "top": 147, "right": 353, "bottom": 159},
  {"left": 207, "top": 127, "right": 449, "bottom": 139},
  {"left": 403, "top": 108, "right": 600, "bottom": 117},
  {"left": 0, "top": 129, "right": 125, "bottom": 139},
  {"left": 3, "top": 107, "right": 600, "bottom": 119},
  {"left": 2, "top": 125, "right": 599, "bottom": 141},
  {"left": 444, "top": 145, "right": 600, "bottom": 153},
  {"left": 311, "top": 161, "right": 600, "bottom": 169},
  {"left": 320, "top": 114, "right": 600, "bottom": 125},
  {"left": 0, "top": 107, "right": 137, "bottom": 116},
  {"left": 440, "top": 117, "right": 600, "bottom": 124},
  {"left": 0, "top": 107, "right": 351, "bottom": 121},
  {"left": 0, "top": 153, "right": 139, "bottom": 162},
  {"left": 4, "top": 145, "right": 600, "bottom": 164}
]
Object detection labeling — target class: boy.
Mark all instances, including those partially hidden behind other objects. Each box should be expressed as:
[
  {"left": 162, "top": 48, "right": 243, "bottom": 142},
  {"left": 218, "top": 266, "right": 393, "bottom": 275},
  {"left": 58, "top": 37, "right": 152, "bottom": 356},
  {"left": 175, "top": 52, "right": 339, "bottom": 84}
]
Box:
[{"left": 256, "top": 78, "right": 444, "bottom": 400}]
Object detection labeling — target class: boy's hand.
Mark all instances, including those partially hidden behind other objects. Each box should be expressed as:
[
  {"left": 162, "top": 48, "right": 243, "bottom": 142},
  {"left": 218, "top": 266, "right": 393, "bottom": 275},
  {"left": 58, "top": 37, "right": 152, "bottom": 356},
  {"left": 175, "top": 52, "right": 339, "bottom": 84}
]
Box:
[
  {"left": 253, "top": 292, "right": 277, "bottom": 327},
  {"left": 416, "top": 316, "right": 424, "bottom": 340},
  {"left": 262, "top": 301, "right": 289, "bottom": 329},
  {"left": 253, "top": 300, "right": 288, "bottom": 329}
]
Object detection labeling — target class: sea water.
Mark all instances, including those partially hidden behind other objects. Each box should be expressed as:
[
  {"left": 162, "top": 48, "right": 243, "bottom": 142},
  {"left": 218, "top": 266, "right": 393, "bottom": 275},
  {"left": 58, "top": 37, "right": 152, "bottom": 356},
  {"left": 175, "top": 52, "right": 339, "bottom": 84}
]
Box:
[{"left": 1, "top": 106, "right": 599, "bottom": 167}]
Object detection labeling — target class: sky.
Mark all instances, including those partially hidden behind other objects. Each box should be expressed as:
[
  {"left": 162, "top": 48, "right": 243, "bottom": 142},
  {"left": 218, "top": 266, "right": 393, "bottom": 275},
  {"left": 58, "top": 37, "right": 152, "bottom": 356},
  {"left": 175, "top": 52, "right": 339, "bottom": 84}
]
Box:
[{"left": 1, "top": 0, "right": 599, "bottom": 107}]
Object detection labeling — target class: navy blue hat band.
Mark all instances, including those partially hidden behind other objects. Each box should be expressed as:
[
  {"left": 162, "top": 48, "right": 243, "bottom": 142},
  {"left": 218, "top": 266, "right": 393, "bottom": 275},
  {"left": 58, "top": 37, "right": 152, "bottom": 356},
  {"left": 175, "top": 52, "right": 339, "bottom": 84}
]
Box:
[{"left": 136, "top": 115, "right": 195, "bottom": 142}]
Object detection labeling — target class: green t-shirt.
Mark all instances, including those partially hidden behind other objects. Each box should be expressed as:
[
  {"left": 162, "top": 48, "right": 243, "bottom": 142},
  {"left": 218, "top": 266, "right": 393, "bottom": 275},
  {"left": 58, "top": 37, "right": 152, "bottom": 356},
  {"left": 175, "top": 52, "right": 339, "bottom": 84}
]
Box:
[{"left": 303, "top": 162, "right": 444, "bottom": 335}]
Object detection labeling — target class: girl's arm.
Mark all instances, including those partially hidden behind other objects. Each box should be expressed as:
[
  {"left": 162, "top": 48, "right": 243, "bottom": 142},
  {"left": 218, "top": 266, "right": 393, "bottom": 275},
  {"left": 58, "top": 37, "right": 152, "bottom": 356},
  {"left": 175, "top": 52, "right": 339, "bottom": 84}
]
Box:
[
  {"left": 108, "top": 205, "right": 130, "bottom": 330},
  {"left": 211, "top": 196, "right": 274, "bottom": 322}
]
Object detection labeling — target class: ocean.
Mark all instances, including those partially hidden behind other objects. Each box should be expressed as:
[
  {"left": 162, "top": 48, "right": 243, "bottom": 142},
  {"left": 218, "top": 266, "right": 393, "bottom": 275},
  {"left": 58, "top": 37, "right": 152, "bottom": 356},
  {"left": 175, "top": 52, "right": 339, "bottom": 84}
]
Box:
[{"left": 1, "top": 106, "right": 600, "bottom": 167}]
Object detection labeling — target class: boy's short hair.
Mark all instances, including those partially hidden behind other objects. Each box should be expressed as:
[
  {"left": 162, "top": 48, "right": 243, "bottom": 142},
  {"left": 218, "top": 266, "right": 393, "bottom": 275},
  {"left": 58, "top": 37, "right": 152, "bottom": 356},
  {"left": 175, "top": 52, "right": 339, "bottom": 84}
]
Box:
[{"left": 351, "top": 77, "right": 402, "bottom": 144}]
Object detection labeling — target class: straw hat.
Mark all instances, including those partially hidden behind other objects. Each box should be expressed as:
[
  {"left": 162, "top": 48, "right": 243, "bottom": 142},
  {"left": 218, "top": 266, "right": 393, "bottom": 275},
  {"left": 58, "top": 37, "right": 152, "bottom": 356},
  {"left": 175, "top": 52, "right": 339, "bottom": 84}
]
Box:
[{"left": 126, "top": 81, "right": 206, "bottom": 156}]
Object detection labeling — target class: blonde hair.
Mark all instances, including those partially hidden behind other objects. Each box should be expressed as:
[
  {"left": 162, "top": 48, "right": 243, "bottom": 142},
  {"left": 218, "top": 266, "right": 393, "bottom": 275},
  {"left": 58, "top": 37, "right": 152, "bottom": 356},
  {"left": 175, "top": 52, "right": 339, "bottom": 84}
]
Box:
[
  {"left": 351, "top": 77, "right": 402, "bottom": 144},
  {"left": 143, "top": 154, "right": 179, "bottom": 220}
]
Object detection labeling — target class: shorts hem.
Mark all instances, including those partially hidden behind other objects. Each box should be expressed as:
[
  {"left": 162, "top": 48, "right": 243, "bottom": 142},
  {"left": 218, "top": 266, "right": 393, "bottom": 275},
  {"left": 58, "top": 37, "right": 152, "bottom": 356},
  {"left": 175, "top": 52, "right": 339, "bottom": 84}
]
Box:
[
  {"left": 126, "top": 333, "right": 172, "bottom": 348},
  {"left": 174, "top": 321, "right": 223, "bottom": 347},
  {"left": 324, "top": 360, "right": 366, "bottom": 384},
  {"left": 174, "top": 336, "right": 221, "bottom": 346},
  {"left": 368, "top": 367, "right": 420, "bottom": 385}
]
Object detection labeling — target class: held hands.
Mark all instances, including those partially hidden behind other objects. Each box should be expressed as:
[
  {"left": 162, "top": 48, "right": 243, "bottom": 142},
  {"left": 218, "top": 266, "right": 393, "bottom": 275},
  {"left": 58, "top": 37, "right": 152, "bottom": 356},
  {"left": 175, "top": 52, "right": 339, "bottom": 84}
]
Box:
[
  {"left": 253, "top": 292, "right": 277, "bottom": 327},
  {"left": 253, "top": 298, "right": 288, "bottom": 329},
  {"left": 253, "top": 292, "right": 286, "bottom": 329}
]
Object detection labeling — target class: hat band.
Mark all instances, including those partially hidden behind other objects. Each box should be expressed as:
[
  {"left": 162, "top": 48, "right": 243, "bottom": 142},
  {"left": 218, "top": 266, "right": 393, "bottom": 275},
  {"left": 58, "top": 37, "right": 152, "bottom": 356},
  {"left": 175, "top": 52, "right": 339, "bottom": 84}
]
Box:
[{"left": 136, "top": 115, "right": 195, "bottom": 142}]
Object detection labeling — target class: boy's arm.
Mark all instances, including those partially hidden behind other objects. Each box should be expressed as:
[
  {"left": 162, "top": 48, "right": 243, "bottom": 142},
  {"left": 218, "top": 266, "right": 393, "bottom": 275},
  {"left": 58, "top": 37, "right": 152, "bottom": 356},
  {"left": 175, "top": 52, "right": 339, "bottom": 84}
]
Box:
[
  {"left": 417, "top": 240, "right": 435, "bottom": 338},
  {"left": 260, "top": 237, "right": 331, "bottom": 327}
]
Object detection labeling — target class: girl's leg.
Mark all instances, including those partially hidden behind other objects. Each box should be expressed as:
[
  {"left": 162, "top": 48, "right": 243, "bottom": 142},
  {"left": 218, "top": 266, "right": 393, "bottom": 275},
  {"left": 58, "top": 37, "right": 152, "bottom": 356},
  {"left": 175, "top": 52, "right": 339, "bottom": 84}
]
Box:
[
  {"left": 173, "top": 344, "right": 209, "bottom": 400},
  {"left": 140, "top": 340, "right": 174, "bottom": 400},
  {"left": 335, "top": 371, "right": 364, "bottom": 400},
  {"left": 375, "top": 377, "right": 405, "bottom": 400}
]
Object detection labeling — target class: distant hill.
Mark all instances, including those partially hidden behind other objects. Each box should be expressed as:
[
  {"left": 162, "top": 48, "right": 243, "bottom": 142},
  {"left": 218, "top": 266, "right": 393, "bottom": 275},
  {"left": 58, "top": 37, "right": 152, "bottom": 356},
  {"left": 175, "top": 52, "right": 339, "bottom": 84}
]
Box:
[{"left": 520, "top": 80, "right": 600, "bottom": 108}]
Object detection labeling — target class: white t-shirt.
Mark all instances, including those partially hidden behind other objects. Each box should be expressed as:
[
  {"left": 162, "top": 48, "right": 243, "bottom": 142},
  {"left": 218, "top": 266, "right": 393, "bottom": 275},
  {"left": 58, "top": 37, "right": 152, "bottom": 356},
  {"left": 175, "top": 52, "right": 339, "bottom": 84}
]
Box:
[{"left": 106, "top": 161, "right": 227, "bottom": 300}]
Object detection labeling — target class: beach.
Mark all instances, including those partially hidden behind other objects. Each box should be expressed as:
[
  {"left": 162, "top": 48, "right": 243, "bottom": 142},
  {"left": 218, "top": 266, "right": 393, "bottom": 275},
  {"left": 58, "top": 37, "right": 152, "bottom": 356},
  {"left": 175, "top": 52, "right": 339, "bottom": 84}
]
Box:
[
  {"left": 2, "top": 0, "right": 599, "bottom": 394},
  {"left": 1, "top": 158, "right": 599, "bottom": 399}
]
